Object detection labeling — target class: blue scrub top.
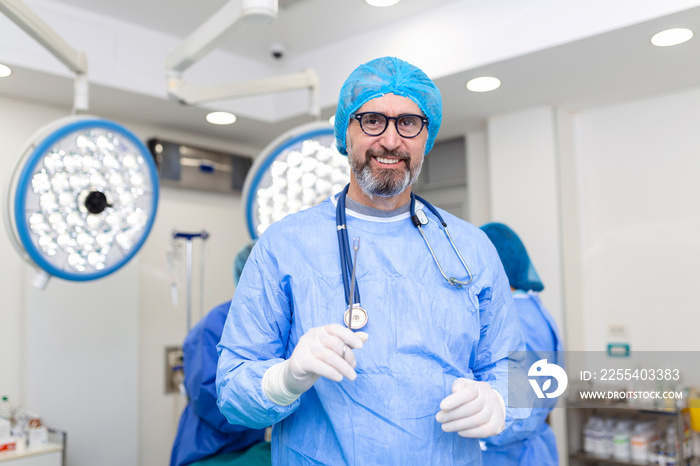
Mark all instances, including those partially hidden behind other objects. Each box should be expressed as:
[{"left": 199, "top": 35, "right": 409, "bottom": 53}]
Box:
[
  {"left": 481, "top": 291, "right": 563, "bottom": 466},
  {"left": 216, "top": 196, "right": 528, "bottom": 465},
  {"left": 170, "top": 301, "right": 266, "bottom": 466}
]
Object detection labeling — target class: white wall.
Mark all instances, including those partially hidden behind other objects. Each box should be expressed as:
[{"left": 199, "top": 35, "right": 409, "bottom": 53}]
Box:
[
  {"left": 0, "top": 95, "right": 257, "bottom": 466},
  {"left": 473, "top": 85, "right": 700, "bottom": 465},
  {"left": 138, "top": 184, "right": 249, "bottom": 466},
  {"left": 479, "top": 86, "right": 700, "bottom": 352},
  {"left": 465, "top": 130, "right": 490, "bottom": 227},
  {"left": 574, "top": 86, "right": 700, "bottom": 354},
  {"left": 480, "top": 86, "right": 700, "bottom": 356},
  {"left": 486, "top": 106, "right": 567, "bottom": 334},
  {"left": 485, "top": 106, "right": 572, "bottom": 465}
]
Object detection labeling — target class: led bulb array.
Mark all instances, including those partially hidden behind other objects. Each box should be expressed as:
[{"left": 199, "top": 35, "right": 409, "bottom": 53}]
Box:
[
  {"left": 10, "top": 117, "right": 159, "bottom": 283},
  {"left": 25, "top": 130, "right": 152, "bottom": 272},
  {"left": 245, "top": 124, "right": 349, "bottom": 238}
]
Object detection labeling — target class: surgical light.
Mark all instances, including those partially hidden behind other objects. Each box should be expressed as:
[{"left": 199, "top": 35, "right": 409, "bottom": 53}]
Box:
[
  {"left": 651, "top": 28, "right": 693, "bottom": 47},
  {"left": 4, "top": 115, "right": 159, "bottom": 288},
  {"left": 243, "top": 121, "right": 350, "bottom": 238},
  {"left": 206, "top": 111, "right": 237, "bottom": 125},
  {"left": 466, "top": 76, "right": 501, "bottom": 92},
  {"left": 0, "top": 64, "right": 10, "bottom": 77}
]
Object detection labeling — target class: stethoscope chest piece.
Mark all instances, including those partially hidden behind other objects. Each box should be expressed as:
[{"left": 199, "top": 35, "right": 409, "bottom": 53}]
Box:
[{"left": 344, "top": 304, "right": 368, "bottom": 330}]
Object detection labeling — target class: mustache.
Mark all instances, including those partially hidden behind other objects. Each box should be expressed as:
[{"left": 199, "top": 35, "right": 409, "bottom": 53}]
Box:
[{"left": 365, "top": 148, "right": 410, "bottom": 162}]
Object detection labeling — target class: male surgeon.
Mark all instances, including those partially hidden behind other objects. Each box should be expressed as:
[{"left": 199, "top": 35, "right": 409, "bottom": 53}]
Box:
[{"left": 217, "top": 56, "right": 526, "bottom": 465}]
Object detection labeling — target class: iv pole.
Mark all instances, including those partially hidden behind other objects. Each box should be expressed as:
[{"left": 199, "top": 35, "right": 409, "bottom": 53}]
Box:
[{"left": 172, "top": 230, "right": 209, "bottom": 332}]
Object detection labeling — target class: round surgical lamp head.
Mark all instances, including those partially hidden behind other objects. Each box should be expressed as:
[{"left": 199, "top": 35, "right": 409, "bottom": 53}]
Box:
[
  {"left": 4, "top": 115, "right": 159, "bottom": 289},
  {"left": 243, "top": 121, "right": 350, "bottom": 239}
]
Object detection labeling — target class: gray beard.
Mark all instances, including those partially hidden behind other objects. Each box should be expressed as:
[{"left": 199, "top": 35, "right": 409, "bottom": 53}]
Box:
[{"left": 349, "top": 148, "right": 423, "bottom": 198}]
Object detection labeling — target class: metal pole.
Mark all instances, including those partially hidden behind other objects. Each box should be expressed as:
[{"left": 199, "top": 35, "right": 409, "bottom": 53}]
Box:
[
  {"left": 172, "top": 230, "right": 209, "bottom": 333},
  {"left": 185, "top": 238, "right": 193, "bottom": 332}
]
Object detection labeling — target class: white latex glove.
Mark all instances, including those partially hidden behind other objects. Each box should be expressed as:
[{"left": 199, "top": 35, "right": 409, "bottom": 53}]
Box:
[
  {"left": 263, "top": 324, "right": 368, "bottom": 406},
  {"left": 435, "top": 378, "right": 506, "bottom": 438}
]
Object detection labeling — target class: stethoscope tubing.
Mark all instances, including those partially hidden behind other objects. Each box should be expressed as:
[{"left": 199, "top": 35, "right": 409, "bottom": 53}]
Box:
[
  {"left": 336, "top": 184, "right": 361, "bottom": 306},
  {"left": 335, "top": 183, "right": 474, "bottom": 311},
  {"left": 411, "top": 193, "right": 474, "bottom": 287}
]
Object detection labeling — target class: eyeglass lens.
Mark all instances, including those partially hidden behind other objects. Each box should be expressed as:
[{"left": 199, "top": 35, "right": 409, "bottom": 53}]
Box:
[{"left": 358, "top": 113, "right": 425, "bottom": 138}]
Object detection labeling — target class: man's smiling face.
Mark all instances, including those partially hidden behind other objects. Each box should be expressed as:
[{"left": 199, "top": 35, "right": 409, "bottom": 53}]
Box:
[{"left": 347, "top": 93, "right": 427, "bottom": 199}]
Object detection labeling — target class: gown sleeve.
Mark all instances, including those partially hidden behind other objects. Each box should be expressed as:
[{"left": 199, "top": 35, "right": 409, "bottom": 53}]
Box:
[
  {"left": 484, "top": 293, "right": 562, "bottom": 448},
  {"left": 186, "top": 302, "right": 262, "bottom": 433},
  {"left": 471, "top": 235, "right": 531, "bottom": 430},
  {"left": 216, "top": 240, "right": 301, "bottom": 429}
]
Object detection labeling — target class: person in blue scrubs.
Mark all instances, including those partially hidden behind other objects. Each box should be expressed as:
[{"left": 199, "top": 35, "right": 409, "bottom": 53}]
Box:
[
  {"left": 217, "top": 57, "right": 527, "bottom": 465},
  {"left": 479, "top": 222, "right": 563, "bottom": 465},
  {"left": 170, "top": 241, "right": 269, "bottom": 466}
]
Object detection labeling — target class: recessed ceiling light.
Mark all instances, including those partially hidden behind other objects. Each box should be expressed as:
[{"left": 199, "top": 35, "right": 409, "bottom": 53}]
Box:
[
  {"left": 206, "top": 111, "right": 236, "bottom": 125},
  {"left": 365, "top": 0, "right": 400, "bottom": 7},
  {"left": 466, "top": 76, "right": 501, "bottom": 92},
  {"left": 651, "top": 28, "right": 693, "bottom": 47},
  {"left": 0, "top": 64, "right": 11, "bottom": 78}
]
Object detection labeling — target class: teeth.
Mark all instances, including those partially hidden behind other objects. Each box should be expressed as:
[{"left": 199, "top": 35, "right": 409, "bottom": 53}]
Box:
[{"left": 376, "top": 157, "right": 400, "bottom": 165}]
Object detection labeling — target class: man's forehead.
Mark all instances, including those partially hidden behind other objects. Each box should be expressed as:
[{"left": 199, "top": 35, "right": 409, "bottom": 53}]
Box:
[{"left": 356, "top": 93, "right": 422, "bottom": 115}]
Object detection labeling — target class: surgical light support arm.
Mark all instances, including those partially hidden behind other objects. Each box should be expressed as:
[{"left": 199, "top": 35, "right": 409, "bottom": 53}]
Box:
[
  {"left": 165, "top": 0, "right": 320, "bottom": 120},
  {"left": 168, "top": 68, "right": 321, "bottom": 119},
  {"left": 166, "top": 0, "right": 277, "bottom": 74},
  {"left": 0, "top": 0, "right": 89, "bottom": 113}
]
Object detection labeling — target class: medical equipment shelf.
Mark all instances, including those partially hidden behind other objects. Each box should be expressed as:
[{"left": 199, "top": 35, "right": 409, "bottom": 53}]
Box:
[
  {"left": 566, "top": 399, "right": 697, "bottom": 466},
  {"left": 568, "top": 400, "right": 680, "bottom": 414},
  {"left": 0, "top": 428, "right": 65, "bottom": 465},
  {"left": 569, "top": 451, "right": 650, "bottom": 465},
  {"left": 0, "top": 444, "right": 62, "bottom": 465}
]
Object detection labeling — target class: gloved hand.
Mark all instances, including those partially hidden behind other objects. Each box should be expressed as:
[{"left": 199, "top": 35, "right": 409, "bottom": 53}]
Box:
[
  {"left": 435, "top": 378, "right": 506, "bottom": 438},
  {"left": 263, "top": 324, "right": 368, "bottom": 406}
]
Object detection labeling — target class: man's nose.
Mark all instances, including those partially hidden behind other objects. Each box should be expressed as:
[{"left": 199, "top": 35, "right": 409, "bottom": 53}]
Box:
[{"left": 378, "top": 121, "right": 402, "bottom": 151}]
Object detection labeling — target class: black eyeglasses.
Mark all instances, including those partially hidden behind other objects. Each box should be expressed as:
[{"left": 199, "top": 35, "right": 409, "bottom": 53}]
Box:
[{"left": 350, "top": 112, "right": 428, "bottom": 138}]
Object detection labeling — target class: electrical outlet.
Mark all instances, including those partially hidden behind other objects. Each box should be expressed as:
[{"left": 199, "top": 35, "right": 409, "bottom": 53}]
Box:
[{"left": 165, "top": 346, "right": 184, "bottom": 394}]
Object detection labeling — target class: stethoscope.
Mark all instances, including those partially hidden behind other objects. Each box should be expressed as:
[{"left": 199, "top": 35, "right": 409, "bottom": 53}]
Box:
[{"left": 336, "top": 184, "right": 474, "bottom": 330}]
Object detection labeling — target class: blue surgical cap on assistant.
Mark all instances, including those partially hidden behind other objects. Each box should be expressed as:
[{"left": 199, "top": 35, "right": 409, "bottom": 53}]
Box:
[
  {"left": 334, "top": 56, "right": 442, "bottom": 156},
  {"left": 233, "top": 240, "right": 256, "bottom": 286},
  {"left": 480, "top": 223, "right": 544, "bottom": 292}
]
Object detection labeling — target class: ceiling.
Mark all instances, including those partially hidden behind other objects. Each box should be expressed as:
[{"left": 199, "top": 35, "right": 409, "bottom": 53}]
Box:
[
  {"left": 1, "top": 0, "right": 700, "bottom": 152},
  {"left": 50, "top": 0, "right": 459, "bottom": 61}
]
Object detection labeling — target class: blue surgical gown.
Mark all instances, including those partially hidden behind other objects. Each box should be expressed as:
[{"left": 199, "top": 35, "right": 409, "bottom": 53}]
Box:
[
  {"left": 171, "top": 301, "right": 266, "bottom": 466},
  {"left": 217, "top": 195, "right": 526, "bottom": 465},
  {"left": 481, "top": 291, "right": 563, "bottom": 465}
]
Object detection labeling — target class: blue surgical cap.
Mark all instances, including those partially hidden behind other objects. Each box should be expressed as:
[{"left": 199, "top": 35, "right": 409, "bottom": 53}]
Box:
[
  {"left": 233, "top": 240, "right": 256, "bottom": 286},
  {"left": 480, "top": 223, "right": 544, "bottom": 292},
  {"left": 334, "top": 56, "right": 442, "bottom": 156}
]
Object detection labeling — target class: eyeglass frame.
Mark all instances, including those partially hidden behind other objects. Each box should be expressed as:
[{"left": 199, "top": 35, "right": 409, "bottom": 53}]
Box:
[{"left": 349, "top": 112, "right": 429, "bottom": 139}]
